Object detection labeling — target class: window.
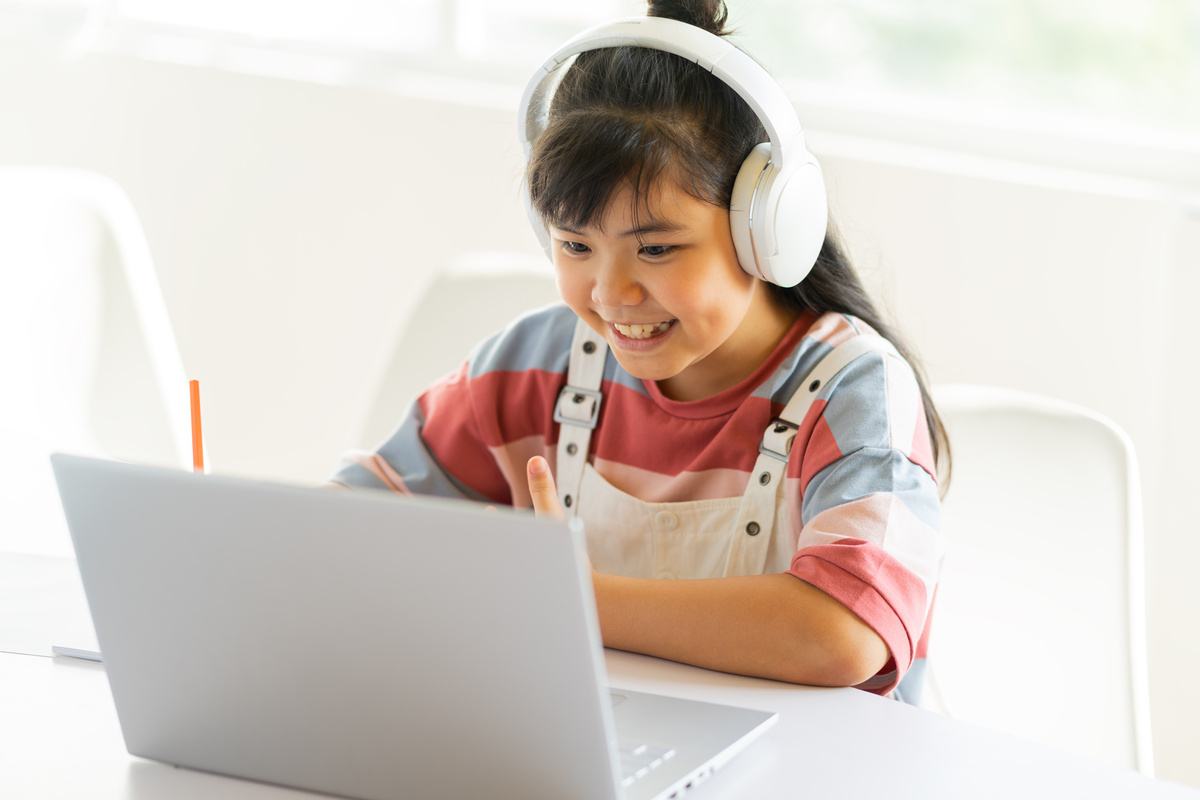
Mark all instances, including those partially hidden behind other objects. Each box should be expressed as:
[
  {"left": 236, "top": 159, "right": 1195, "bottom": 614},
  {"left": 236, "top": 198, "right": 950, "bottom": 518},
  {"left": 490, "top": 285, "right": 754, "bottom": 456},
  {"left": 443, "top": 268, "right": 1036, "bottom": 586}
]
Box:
[
  {"left": 739, "top": 0, "right": 1200, "bottom": 137},
  {"left": 116, "top": 0, "right": 439, "bottom": 53},
  {"left": 3, "top": 0, "right": 1198, "bottom": 162}
]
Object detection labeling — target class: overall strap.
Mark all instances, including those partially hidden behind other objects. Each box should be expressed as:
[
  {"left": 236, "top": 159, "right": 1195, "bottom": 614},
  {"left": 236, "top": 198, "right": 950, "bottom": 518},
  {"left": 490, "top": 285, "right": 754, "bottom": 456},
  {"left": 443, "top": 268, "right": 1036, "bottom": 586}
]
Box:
[
  {"left": 723, "top": 334, "right": 901, "bottom": 577},
  {"left": 554, "top": 317, "right": 609, "bottom": 517}
]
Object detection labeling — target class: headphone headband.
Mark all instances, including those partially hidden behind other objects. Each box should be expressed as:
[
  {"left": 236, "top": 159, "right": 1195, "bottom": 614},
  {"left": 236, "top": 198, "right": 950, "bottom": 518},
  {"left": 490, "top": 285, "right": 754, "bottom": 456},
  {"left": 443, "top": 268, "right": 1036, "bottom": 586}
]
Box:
[
  {"left": 519, "top": 17, "right": 804, "bottom": 166},
  {"left": 518, "top": 15, "right": 828, "bottom": 288}
]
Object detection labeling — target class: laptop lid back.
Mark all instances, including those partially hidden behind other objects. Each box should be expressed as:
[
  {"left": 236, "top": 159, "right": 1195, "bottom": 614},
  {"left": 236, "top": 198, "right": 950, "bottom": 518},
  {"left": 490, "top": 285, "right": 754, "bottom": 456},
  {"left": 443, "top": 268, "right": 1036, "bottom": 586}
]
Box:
[{"left": 51, "top": 454, "right": 622, "bottom": 800}]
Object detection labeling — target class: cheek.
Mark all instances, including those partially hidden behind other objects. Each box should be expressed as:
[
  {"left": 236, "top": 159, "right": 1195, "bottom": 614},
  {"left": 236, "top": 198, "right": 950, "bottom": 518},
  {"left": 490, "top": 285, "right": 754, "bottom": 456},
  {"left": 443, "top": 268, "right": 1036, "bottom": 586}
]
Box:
[
  {"left": 715, "top": 262, "right": 757, "bottom": 311},
  {"left": 553, "top": 264, "right": 584, "bottom": 307},
  {"left": 674, "top": 264, "right": 756, "bottom": 325}
]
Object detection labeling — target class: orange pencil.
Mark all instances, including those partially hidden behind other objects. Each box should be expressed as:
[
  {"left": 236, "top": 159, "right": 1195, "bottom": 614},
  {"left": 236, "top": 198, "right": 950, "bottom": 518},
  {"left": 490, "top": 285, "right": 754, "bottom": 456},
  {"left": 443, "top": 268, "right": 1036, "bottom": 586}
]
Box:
[{"left": 189, "top": 379, "right": 204, "bottom": 473}]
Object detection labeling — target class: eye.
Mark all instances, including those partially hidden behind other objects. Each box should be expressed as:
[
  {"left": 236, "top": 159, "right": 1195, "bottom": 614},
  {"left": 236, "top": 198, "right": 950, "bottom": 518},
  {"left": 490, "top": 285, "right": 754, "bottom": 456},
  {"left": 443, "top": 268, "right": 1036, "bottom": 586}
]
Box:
[
  {"left": 559, "top": 240, "right": 590, "bottom": 255},
  {"left": 640, "top": 244, "right": 676, "bottom": 258}
]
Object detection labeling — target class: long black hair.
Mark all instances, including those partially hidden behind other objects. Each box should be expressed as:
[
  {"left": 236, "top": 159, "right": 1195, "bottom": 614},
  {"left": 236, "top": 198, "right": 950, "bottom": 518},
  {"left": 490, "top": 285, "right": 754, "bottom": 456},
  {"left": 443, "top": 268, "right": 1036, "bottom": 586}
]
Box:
[{"left": 526, "top": 0, "right": 950, "bottom": 478}]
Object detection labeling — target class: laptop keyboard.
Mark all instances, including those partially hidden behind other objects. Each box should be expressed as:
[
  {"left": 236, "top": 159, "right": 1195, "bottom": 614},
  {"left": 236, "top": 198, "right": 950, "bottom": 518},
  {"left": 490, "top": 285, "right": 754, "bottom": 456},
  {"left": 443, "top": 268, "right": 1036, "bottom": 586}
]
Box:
[{"left": 618, "top": 742, "right": 677, "bottom": 789}]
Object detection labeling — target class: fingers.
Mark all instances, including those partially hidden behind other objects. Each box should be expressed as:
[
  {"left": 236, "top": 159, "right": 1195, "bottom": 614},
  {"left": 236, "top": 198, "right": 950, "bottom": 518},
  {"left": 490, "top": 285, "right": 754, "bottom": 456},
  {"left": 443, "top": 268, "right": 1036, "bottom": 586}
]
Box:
[
  {"left": 527, "top": 456, "right": 566, "bottom": 520},
  {"left": 528, "top": 457, "right": 595, "bottom": 574}
]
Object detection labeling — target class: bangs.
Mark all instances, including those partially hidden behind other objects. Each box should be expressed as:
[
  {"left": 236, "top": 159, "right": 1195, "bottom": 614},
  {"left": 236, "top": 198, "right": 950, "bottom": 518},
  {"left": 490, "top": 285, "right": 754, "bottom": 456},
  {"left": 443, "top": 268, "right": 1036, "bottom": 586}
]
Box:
[{"left": 526, "top": 108, "right": 725, "bottom": 234}]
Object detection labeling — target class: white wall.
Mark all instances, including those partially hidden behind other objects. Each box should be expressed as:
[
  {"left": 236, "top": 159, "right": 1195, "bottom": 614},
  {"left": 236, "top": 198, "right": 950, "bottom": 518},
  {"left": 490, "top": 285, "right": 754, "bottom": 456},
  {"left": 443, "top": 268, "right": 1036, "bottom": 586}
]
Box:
[
  {"left": 816, "top": 141, "right": 1200, "bottom": 787},
  {"left": 0, "top": 41, "right": 536, "bottom": 486},
  {"left": 2, "top": 41, "right": 1197, "bottom": 787}
]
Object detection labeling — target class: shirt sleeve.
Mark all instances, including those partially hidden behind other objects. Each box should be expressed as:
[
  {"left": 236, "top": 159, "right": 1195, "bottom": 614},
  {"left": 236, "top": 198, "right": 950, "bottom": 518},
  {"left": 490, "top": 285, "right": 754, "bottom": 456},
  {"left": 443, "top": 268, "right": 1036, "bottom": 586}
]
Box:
[
  {"left": 326, "top": 361, "right": 505, "bottom": 502},
  {"left": 783, "top": 339, "right": 943, "bottom": 695},
  {"left": 327, "top": 305, "right": 574, "bottom": 507}
]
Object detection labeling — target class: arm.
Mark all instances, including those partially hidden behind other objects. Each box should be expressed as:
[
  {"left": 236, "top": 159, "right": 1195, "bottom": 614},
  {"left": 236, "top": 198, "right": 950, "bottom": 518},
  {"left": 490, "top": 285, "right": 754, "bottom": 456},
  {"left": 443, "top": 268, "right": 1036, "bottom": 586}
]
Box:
[
  {"left": 594, "top": 571, "right": 889, "bottom": 686},
  {"left": 526, "top": 457, "right": 889, "bottom": 687}
]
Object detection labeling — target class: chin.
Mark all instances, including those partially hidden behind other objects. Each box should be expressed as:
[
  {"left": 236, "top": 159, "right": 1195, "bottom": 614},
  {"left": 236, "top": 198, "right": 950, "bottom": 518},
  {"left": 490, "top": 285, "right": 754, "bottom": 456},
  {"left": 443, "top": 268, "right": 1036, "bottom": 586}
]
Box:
[{"left": 608, "top": 353, "right": 679, "bottom": 383}]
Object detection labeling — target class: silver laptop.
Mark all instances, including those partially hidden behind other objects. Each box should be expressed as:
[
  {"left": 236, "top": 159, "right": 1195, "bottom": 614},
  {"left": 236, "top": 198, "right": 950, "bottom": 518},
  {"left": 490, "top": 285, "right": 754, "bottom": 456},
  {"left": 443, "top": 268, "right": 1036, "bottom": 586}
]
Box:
[{"left": 51, "top": 454, "right": 777, "bottom": 800}]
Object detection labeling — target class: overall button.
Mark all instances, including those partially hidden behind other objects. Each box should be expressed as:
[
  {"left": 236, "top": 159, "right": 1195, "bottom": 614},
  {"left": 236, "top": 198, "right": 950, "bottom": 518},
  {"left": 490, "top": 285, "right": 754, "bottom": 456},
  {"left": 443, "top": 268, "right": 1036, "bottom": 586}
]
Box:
[{"left": 653, "top": 511, "right": 678, "bottom": 530}]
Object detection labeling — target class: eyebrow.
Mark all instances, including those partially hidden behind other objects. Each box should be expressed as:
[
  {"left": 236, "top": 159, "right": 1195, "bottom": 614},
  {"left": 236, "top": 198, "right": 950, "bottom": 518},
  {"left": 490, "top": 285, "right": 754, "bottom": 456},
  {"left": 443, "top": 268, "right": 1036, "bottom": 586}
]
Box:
[{"left": 555, "top": 221, "right": 688, "bottom": 239}]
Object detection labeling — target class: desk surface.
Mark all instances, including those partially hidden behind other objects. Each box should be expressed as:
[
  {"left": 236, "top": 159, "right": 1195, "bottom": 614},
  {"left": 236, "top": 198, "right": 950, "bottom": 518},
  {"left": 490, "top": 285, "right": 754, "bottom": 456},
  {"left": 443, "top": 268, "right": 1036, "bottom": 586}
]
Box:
[
  {"left": 3, "top": 553, "right": 1197, "bottom": 800},
  {"left": 3, "top": 648, "right": 1199, "bottom": 800}
]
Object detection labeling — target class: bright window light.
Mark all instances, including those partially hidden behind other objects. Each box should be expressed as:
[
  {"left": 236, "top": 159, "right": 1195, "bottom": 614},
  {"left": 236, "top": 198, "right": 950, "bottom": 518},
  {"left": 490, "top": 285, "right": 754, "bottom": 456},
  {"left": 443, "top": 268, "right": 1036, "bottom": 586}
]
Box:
[
  {"left": 452, "top": 0, "right": 633, "bottom": 64},
  {"left": 116, "top": 0, "right": 439, "bottom": 52},
  {"left": 738, "top": 0, "right": 1200, "bottom": 135},
  {"left": 2, "top": 0, "right": 1198, "bottom": 138}
]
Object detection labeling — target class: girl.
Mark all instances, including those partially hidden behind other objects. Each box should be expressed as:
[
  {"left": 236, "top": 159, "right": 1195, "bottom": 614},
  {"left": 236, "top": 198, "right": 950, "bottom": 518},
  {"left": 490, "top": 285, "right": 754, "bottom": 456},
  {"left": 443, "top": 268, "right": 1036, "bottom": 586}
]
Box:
[{"left": 332, "top": 0, "right": 946, "bottom": 701}]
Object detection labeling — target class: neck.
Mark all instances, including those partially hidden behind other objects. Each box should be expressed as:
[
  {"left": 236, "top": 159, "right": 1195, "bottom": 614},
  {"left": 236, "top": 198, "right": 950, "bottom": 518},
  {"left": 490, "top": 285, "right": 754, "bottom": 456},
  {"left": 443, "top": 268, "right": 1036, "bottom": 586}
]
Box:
[{"left": 657, "top": 287, "right": 798, "bottom": 402}]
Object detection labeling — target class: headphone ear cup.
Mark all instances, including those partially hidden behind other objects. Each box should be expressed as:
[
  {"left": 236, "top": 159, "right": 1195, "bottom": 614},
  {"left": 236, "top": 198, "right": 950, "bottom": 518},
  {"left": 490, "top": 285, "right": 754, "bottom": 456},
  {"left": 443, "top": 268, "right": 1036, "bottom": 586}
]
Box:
[
  {"left": 729, "top": 143, "right": 827, "bottom": 287},
  {"left": 762, "top": 156, "right": 827, "bottom": 287},
  {"left": 729, "top": 143, "right": 772, "bottom": 281}
]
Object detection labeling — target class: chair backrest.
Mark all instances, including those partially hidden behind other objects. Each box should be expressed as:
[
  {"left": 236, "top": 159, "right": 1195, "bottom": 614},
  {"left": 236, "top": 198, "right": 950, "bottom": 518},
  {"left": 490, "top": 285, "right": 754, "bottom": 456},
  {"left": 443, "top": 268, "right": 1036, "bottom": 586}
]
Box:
[
  {"left": 0, "top": 166, "right": 191, "bottom": 556},
  {"left": 353, "top": 250, "right": 560, "bottom": 449},
  {"left": 926, "top": 384, "right": 1153, "bottom": 775}
]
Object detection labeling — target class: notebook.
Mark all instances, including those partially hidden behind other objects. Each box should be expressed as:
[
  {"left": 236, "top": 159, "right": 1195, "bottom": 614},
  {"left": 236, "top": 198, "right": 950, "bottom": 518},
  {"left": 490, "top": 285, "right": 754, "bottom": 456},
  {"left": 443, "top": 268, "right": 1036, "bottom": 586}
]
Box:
[{"left": 50, "top": 454, "right": 777, "bottom": 800}]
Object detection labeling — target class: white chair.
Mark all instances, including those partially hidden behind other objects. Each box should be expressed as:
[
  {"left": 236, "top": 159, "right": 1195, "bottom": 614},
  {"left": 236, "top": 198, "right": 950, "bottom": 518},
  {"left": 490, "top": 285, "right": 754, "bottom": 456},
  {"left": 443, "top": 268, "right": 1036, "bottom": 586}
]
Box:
[
  {"left": 353, "top": 250, "right": 560, "bottom": 449},
  {"left": 925, "top": 384, "right": 1153, "bottom": 776},
  {"left": 0, "top": 166, "right": 193, "bottom": 557}
]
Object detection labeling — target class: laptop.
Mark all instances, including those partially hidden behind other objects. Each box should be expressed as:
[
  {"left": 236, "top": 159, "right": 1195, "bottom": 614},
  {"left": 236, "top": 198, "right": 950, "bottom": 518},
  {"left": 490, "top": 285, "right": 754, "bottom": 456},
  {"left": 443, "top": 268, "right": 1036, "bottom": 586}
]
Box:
[{"left": 51, "top": 453, "right": 777, "bottom": 800}]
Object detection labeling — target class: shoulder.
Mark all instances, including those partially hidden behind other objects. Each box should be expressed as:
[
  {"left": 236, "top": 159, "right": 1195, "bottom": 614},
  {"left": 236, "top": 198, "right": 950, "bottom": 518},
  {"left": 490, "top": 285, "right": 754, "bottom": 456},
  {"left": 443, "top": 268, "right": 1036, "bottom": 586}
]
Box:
[
  {"left": 767, "top": 311, "right": 926, "bottom": 457},
  {"left": 760, "top": 312, "right": 904, "bottom": 405},
  {"left": 814, "top": 312, "right": 919, "bottom": 414},
  {"left": 787, "top": 312, "right": 933, "bottom": 478},
  {"left": 466, "top": 303, "right": 577, "bottom": 379}
]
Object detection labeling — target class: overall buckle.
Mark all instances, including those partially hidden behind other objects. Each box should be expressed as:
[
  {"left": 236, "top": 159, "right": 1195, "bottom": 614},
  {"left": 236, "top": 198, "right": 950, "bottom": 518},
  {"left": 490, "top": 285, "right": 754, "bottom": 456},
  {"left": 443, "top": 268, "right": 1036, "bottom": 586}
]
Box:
[
  {"left": 554, "top": 386, "right": 602, "bottom": 430},
  {"left": 758, "top": 417, "right": 799, "bottom": 462}
]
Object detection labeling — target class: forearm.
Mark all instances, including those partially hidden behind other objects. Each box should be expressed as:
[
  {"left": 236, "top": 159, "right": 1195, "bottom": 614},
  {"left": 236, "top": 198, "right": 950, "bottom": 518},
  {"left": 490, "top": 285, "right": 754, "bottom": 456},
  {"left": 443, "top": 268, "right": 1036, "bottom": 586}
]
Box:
[{"left": 592, "top": 571, "right": 889, "bottom": 687}]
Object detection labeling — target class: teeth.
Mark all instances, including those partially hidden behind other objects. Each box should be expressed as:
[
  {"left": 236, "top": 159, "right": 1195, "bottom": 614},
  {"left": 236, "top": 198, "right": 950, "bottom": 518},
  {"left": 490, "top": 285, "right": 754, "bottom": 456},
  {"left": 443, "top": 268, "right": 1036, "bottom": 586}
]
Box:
[{"left": 613, "top": 321, "right": 672, "bottom": 339}]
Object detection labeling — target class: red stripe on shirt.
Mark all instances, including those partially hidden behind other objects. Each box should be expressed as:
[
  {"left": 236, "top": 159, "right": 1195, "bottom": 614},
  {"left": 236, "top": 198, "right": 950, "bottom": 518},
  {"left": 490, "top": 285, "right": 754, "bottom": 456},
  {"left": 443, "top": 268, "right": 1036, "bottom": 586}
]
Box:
[
  {"left": 468, "top": 368, "right": 564, "bottom": 447},
  {"left": 593, "top": 385, "right": 771, "bottom": 476},
  {"left": 420, "top": 365, "right": 561, "bottom": 502},
  {"left": 787, "top": 538, "right": 929, "bottom": 695},
  {"left": 794, "top": 406, "right": 841, "bottom": 494}
]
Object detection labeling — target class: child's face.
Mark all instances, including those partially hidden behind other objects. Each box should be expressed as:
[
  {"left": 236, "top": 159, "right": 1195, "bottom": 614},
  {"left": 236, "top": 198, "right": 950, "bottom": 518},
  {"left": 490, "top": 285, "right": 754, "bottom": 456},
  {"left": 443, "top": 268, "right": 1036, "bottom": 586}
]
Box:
[{"left": 550, "top": 179, "right": 797, "bottom": 402}]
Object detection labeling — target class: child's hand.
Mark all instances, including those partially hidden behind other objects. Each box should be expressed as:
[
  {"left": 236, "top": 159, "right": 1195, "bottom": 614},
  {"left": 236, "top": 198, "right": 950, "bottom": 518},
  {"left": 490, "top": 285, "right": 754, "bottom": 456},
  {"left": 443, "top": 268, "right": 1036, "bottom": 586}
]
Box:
[
  {"left": 526, "top": 456, "right": 597, "bottom": 575},
  {"left": 526, "top": 456, "right": 565, "bottom": 520}
]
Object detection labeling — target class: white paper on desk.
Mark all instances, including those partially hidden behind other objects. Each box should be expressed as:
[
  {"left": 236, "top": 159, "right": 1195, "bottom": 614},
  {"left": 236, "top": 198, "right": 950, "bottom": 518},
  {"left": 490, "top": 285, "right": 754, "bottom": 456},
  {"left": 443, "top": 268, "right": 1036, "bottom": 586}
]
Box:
[{"left": 0, "top": 553, "right": 100, "bottom": 657}]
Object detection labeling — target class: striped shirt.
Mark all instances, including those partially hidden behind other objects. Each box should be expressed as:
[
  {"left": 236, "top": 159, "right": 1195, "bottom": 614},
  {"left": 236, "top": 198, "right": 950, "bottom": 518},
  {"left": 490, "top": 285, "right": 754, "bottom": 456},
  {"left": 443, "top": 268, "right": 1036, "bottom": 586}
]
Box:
[{"left": 331, "top": 303, "right": 943, "bottom": 697}]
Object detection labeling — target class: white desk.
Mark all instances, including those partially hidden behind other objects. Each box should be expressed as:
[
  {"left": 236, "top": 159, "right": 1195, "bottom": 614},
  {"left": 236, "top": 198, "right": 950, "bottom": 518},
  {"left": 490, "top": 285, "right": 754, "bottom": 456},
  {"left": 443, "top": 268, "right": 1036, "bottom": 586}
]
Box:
[
  {"left": 3, "top": 648, "right": 1198, "bottom": 800},
  {"left": 3, "top": 554, "right": 1198, "bottom": 799}
]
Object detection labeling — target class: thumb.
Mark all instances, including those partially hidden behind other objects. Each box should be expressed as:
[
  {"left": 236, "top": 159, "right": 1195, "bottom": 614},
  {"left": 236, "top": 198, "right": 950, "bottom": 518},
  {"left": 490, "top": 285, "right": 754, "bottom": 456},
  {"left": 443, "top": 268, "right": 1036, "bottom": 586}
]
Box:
[{"left": 527, "top": 456, "right": 566, "bottom": 520}]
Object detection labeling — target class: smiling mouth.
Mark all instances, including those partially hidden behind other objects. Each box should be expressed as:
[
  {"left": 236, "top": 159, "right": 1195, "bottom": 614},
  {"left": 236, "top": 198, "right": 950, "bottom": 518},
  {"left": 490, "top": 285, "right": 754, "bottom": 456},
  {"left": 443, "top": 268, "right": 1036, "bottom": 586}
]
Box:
[{"left": 611, "top": 321, "right": 675, "bottom": 340}]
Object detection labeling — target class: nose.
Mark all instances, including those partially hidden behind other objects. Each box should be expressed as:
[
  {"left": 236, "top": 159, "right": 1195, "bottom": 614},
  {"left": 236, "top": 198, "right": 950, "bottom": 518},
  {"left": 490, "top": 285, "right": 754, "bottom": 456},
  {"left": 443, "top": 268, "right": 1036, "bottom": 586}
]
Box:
[{"left": 591, "top": 255, "right": 644, "bottom": 308}]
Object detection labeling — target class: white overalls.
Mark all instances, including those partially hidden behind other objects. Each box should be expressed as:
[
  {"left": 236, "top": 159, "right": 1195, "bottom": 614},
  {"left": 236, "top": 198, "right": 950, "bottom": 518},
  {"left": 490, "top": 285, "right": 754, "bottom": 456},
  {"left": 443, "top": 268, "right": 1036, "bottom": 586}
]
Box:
[{"left": 553, "top": 318, "right": 897, "bottom": 580}]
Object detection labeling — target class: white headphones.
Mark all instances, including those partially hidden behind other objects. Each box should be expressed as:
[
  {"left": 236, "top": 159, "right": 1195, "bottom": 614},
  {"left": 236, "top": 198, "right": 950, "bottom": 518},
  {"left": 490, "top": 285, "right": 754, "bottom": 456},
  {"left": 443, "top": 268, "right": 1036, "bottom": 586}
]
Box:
[{"left": 518, "top": 16, "right": 827, "bottom": 288}]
